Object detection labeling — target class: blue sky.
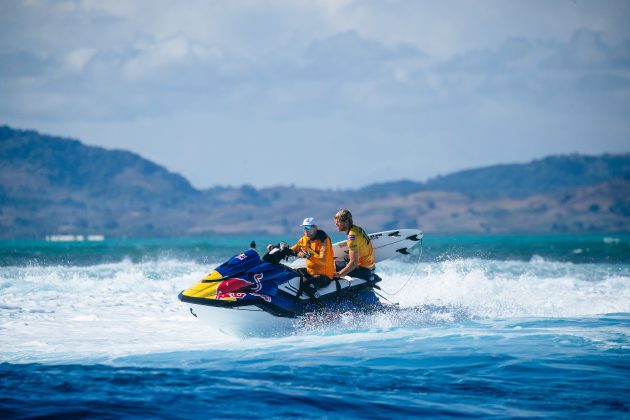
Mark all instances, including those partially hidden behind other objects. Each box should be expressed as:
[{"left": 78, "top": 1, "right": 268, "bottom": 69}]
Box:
[{"left": 1, "top": 0, "right": 629, "bottom": 189}]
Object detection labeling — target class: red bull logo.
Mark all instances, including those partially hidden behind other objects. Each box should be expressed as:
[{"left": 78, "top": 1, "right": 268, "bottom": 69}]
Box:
[
  {"left": 250, "top": 292, "right": 271, "bottom": 302},
  {"left": 252, "top": 273, "right": 263, "bottom": 291},
  {"left": 216, "top": 292, "right": 246, "bottom": 300},
  {"left": 215, "top": 277, "right": 252, "bottom": 298}
]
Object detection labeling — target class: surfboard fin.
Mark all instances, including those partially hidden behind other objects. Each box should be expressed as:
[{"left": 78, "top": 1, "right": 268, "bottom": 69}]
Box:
[{"left": 396, "top": 247, "right": 410, "bottom": 255}]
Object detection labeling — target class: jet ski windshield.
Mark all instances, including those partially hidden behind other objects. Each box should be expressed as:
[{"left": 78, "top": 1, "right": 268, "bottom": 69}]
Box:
[{"left": 210, "top": 249, "right": 261, "bottom": 280}]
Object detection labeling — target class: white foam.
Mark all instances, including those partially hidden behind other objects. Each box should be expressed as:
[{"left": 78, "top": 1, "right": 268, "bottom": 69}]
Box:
[
  {"left": 0, "top": 259, "right": 239, "bottom": 364},
  {"left": 377, "top": 259, "right": 630, "bottom": 318},
  {"left": 1, "top": 257, "right": 629, "bottom": 364},
  {"left": 529, "top": 254, "right": 546, "bottom": 263}
]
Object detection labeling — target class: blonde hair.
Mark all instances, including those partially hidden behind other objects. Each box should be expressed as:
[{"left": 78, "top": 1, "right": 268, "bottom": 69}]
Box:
[{"left": 334, "top": 209, "right": 353, "bottom": 224}]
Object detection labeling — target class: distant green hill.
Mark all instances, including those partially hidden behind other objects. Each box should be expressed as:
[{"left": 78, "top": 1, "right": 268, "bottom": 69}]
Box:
[
  {"left": 424, "top": 154, "right": 630, "bottom": 198},
  {"left": 1, "top": 125, "right": 628, "bottom": 238},
  {"left": 0, "top": 126, "right": 200, "bottom": 238},
  {"left": 358, "top": 155, "right": 629, "bottom": 199},
  {"left": 0, "top": 126, "right": 197, "bottom": 201}
]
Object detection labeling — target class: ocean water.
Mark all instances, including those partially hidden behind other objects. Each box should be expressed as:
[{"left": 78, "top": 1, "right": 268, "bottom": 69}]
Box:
[{"left": 1, "top": 235, "right": 629, "bottom": 418}]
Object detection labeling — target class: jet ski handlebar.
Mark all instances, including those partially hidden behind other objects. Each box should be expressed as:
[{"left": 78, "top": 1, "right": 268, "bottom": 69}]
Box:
[{"left": 262, "top": 242, "right": 297, "bottom": 264}]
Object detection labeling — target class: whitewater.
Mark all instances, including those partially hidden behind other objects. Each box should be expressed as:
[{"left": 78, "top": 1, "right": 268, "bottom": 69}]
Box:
[{"left": 1, "top": 236, "right": 629, "bottom": 417}]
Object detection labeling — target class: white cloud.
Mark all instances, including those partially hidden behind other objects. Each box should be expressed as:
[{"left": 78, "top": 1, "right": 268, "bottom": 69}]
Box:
[
  {"left": 64, "top": 47, "right": 96, "bottom": 72},
  {"left": 1, "top": 0, "right": 629, "bottom": 187},
  {"left": 122, "top": 35, "right": 198, "bottom": 79}
]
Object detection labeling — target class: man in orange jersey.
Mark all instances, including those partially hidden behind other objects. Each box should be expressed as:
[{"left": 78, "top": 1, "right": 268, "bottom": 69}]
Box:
[
  {"left": 291, "top": 217, "right": 335, "bottom": 288},
  {"left": 334, "top": 209, "right": 376, "bottom": 281}
]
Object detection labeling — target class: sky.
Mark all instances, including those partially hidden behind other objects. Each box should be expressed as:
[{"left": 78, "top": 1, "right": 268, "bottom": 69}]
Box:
[{"left": 1, "top": 0, "right": 629, "bottom": 189}]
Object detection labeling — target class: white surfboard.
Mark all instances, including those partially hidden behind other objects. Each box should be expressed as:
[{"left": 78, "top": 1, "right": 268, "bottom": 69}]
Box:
[
  {"left": 334, "top": 228, "right": 423, "bottom": 263},
  {"left": 289, "top": 228, "right": 423, "bottom": 269}
]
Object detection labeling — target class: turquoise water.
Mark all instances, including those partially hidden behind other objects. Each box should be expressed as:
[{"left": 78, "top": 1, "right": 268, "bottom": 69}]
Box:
[
  {"left": 2, "top": 233, "right": 629, "bottom": 266},
  {"left": 1, "top": 235, "right": 629, "bottom": 417}
]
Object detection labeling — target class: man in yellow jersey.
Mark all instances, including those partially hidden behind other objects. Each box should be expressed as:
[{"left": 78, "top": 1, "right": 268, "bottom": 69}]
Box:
[
  {"left": 291, "top": 217, "right": 335, "bottom": 288},
  {"left": 333, "top": 209, "right": 376, "bottom": 281}
]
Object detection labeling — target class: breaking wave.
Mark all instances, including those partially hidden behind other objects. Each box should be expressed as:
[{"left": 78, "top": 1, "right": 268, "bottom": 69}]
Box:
[{"left": 1, "top": 256, "right": 629, "bottom": 364}]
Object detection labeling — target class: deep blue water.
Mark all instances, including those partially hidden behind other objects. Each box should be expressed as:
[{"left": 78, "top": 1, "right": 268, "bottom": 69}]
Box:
[{"left": 1, "top": 235, "right": 629, "bottom": 418}]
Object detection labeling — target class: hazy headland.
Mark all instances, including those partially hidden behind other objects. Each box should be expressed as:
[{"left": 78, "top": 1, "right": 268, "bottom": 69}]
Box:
[{"left": 1, "top": 125, "right": 628, "bottom": 239}]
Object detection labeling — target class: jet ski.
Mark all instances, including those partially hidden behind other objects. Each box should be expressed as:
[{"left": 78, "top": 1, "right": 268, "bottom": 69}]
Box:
[{"left": 178, "top": 229, "right": 423, "bottom": 336}]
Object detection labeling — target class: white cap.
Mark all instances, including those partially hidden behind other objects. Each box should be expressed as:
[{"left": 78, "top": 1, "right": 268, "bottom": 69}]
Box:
[{"left": 301, "top": 217, "right": 318, "bottom": 227}]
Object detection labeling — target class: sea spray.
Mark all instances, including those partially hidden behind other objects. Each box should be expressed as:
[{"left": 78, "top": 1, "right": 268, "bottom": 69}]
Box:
[
  {"left": 2, "top": 255, "right": 629, "bottom": 363},
  {"left": 1, "top": 237, "right": 629, "bottom": 417}
]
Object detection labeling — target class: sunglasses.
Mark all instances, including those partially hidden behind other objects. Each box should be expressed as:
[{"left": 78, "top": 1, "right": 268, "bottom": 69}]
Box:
[{"left": 303, "top": 225, "right": 314, "bottom": 231}]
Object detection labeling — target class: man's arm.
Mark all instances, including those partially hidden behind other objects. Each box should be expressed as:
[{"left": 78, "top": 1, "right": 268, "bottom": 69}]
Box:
[
  {"left": 302, "top": 242, "right": 326, "bottom": 264},
  {"left": 317, "top": 242, "right": 327, "bottom": 259},
  {"left": 335, "top": 250, "right": 358, "bottom": 277},
  {"left": 291, "top": 239, "right": 312, "bottom": 258}
]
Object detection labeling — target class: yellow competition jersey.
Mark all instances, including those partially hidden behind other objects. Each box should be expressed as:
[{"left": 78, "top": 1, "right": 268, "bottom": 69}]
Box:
[{"left": 346, "top": 225, "right": 375, "bottom": 269}]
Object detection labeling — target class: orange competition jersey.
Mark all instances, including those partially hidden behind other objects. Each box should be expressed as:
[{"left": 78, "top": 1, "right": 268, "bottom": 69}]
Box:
[{"left": 291, "top": 229, "right": 335, "bottom": 279}]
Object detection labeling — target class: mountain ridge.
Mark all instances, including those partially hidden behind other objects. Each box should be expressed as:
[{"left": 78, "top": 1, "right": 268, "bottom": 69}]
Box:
[{"left": 1, "top": 125, "right": 628, "bottom": 238}]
